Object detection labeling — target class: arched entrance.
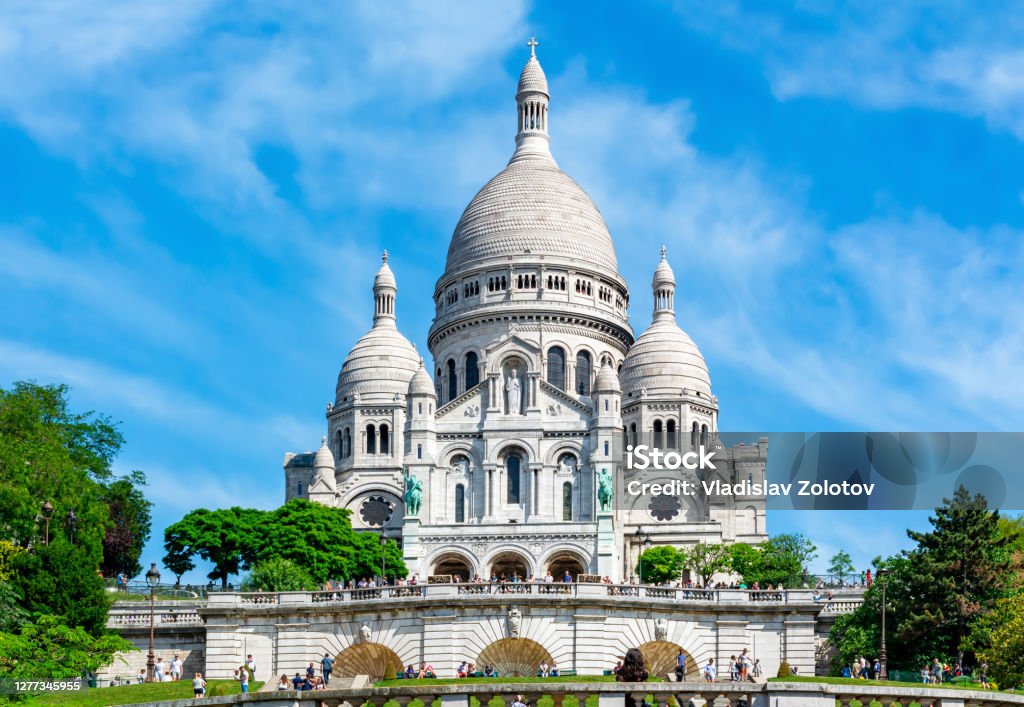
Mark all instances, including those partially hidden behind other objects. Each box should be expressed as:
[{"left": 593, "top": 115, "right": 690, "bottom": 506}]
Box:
[
  {"left": 334, "top": 643, "right": 403, "bottom": 681},
  {"left": 637, "top": 641, "right": 695, "bottom": 680},
  {"left": 432, "top": 552, "right": 474, "bottom": 581},
  {"left": 478, "top": 638, "right": 552, "bottom": 677},
  {"left": 545, "top": 550, "right": 588, "bottom": 581},
  {"left": 488, "top": 550, "right": 530, "bottom": 580}
]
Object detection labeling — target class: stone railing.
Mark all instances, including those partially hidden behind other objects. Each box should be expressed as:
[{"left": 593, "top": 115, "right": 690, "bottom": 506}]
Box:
[
  {"left": 121, "top": 680, "right": 1024, "bottom": 707},
  {"left": 107, "top": 605, "right": 203, "bottom": 628},
  {"left": 205, "top": 584, "right": 830, "bottom": 608},
  {"left": 820, "top": 598, "right": 865, "bottom": 613}
]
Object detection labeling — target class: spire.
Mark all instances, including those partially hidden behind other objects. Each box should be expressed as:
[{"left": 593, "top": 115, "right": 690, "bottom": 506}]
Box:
[
  {"left": 512, "top": 37, "right": 553, "bottom": 163},
  {"left": 652, "top": 246, "right": 676, "bottom": 321},
  {"left": 373, "top": 250, "right": 398, "bottom": 326}
]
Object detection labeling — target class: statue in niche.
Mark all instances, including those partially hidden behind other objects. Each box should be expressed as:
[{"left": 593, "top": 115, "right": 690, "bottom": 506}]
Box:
[
  {"left": 507, "top": 607, "right": 522, "bottom": 638},
  {"left": 654, "top": 618, "right": 668, "bottom": 641},
  {"left": 559, "top": 455, "right": 577, "bottom": 475},
  {"left": 403, "top": 466, "right": 423, "bottom": 516},
  {"left": 359, "top": 625, "right": 371, "bottom": 643},
  {"left": 597, "top": 467, "right": 614, "bottom": 512},
  {"left": 505, "top": 365, "right": 522, "bottom": 415}
]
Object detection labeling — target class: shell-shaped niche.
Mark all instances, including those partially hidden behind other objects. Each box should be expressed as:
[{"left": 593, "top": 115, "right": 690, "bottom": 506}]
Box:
[
  {"left": 637, "top": 640, "right": 696, "bottom": 679},
  {"left": 335, "top": 642, "right": 404, "bottom": 681},
  {"left": 477, "top": 637, "right": 553, "bottom": 677}
]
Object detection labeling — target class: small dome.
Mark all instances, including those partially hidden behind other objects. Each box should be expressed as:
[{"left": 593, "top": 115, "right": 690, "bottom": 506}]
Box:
[
  {"left": 313, "top": 435, "right": 335, "bottom": 470},
  {"left": 653, "top": 246, "right": 675, "bottom": 287},
  {"left": 517, "top": 55, "right": 548, "bottom": 96},
  {"left": 594, "top": 360, "right": 621, "bottom": 394},
  {"left": 336, "top": 325, "right": 419, "bottom": 405},
  {"left": 374, "top": 251, "right": 397, "bottom": 290},
  {"left": 408, "top": 359, "right": 436, "bottom": 397},
  {"left": 621, "top": 318, "right": 712, "bottom": 398}
]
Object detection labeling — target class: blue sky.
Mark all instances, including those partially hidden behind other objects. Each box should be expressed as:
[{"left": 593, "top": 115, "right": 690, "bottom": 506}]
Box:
[{"left": 2, "top": 1, "right": 1022, "bottom": 582}]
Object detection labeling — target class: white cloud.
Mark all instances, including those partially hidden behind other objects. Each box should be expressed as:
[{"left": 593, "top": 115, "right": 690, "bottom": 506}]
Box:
[{"left": 675, "top": 2, "right": 1024, "bottom": 138}]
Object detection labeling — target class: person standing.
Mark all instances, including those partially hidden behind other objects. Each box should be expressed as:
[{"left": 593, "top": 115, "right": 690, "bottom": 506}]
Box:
[
  {"left": 154, "top": 657, "right": 165, "bottom": 682},
  {"left": 170, "top": 655, "right": 183, "bottom": 682},
  {"left": 239, "top": 665, "right": 249, "bottom": 693},
  {"left": 306, "top": 661, "right": 316, "bottom": 680},
  {"left": 675, "top": 649, "right": 687, "bottom": 681},
  {"left": 616, "top": 648, "right": 649, "bottom": 707},
  {"left": 321, "top": 653, "right": 334, "bottom": 685},
  {"left": 192, "top": 672, "right": 207, "bottom": 699},
  {"left": 245, "top": 654, "right": 256, "bottom": 678},
  {"left": 704, "top": 658, "right": 716, "bottom": 683}
]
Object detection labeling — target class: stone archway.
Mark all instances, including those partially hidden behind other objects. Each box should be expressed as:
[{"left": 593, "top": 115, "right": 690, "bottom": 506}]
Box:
[
  {"left": 637, "top": 640, "right": 696, "bottom": 680},
  {"left": 478, "top": 638, "right": 552, "bottom": 677},
  {"left": 487, "top": 550, "right": 531, "bottom": 580},
  {"left": 334, "top": 643, "right": 403, "bottom": 681},
  {"left": 432, "top": 552, "right": 474, "bottom": 581},
  {"left": 544, "top": 549, "right": 588, "bottom": 581}
]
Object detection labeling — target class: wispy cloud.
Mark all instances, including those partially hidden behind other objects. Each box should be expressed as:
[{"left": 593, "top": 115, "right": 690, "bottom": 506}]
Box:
[{"left": 675, "top": 1, "right": 1024, "bottom": 139}]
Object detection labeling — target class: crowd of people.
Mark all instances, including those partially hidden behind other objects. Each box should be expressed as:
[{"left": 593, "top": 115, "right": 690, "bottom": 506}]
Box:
[{"left": 841, "top": 656, "right": 882, "bottom": 680}]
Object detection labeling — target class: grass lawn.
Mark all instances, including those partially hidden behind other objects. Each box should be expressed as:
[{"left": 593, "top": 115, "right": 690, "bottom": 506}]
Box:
[
  {"left": 770, "top": 676, "right": 998, "bottom": 691},
  {"left": 376, "top": 676, "right": 618, "bottom": 687},
  {"left": 23, "top": 679, "right": 262, "bottom": 706}
]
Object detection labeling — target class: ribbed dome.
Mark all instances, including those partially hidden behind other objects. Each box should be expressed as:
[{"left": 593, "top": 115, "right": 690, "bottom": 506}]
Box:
[
  {"left": 517, "top": 55, "right": 548, "bottom": 95},
  {"left": 653, "top": 246, "right": 675, "bottom": 286},
  {"left": 313, "top": 436, "right": 335, "bottom": 470},
  {"left": 594, "top": 360, "right": 621, "bottom": 393},
  {"left": 444, "top": 158, "right": 620, "bottom": 275},
  {"left": 408, "top": 359, "right": 436, "bottom": 397},
  {"left": 336, "top": 324, "right": 419, "bottom": 405},
  {"left": 621, "top": 318, "right": 712, "bottom": 398}
]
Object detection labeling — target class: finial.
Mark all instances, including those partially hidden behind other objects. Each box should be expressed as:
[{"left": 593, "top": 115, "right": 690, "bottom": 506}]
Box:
[
  {"left": 418, "top": 358, "right": 424, "bottom": 367},
  {"left": 660, "top": 245, "right": 667, "bottom": 260},
  {"left": 527, "top": 36, "right": 538, "bottom": 58},
  {"left": 382, "top": 249, "right": 388, "bottom": 264},
  {"left": 321, "top": 435, "right": 327, "bottom": 445}
]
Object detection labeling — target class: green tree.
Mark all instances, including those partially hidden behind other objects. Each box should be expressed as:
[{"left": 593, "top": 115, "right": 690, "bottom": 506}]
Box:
[
  {"left": 683, "top": 542, "right": 731, "bottom": 586},
  {"left": 0, "top": 615, "right": 132, "bottom": 679},
  {"left": 0, "top": 382, "right": 126, "bottom": 563},
  {"left": 351, "top": 531, "right": 407, "bottom": 582},
  {"left": 727, "top": 543, "right": 762, "bottom": 586},
  {"left": 241, "top": 558, "right": 316, "bottom": 592},
  {"left": 100, "top": 471, "right": 152, "bottom": 579},
  {"left": 163, "top": 507, "right": 263, "bottom": 588},
  {"left": 637, "top": 545, "right": 686, "bottom": 584},
  {"left": 727, "top": 534, "right": 816, "bottom": 588},
  {"left": 162, "top": 533, "right": 196, "bottom": 587},
  {"left": 256, "top": 500, "right": 357, "bottom": 583},
  {"left": 971, "top": 593, "right": 1024, "bottom": 689},
  {"left": 827, "top": 550, "right": 855, "bottom": 585},
  {"left": 11, "top": 539, "right": 112, "bottom": 636},
  {"left": 903, "top": 486, "right": 1016, "bottom": 665}
]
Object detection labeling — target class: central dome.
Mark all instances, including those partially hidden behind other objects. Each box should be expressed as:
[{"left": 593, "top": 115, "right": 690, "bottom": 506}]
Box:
[{"left": 444, "top": 158, "right": 620, "bottom": 274}]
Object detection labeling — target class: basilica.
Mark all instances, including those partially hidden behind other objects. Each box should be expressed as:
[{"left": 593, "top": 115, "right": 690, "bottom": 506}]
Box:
[{"left": 283, "top": 44, "right": 767, "bottom": 583}]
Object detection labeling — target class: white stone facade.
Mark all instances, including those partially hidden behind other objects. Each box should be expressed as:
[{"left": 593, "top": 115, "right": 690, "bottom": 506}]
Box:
[{"left": 283, "top": 44, "right": 768, "bottom": 582}]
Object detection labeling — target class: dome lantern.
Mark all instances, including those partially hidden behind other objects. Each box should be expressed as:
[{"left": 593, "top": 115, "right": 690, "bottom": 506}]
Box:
[
  {"left": 512, "top": 37, "right": 553, "bottom": 163},
  {"left": 652, "top": 245, "right": 676, "bottom": 322},
  {"left": 373, "top": 250, "right": 397, "bottom": 326}
]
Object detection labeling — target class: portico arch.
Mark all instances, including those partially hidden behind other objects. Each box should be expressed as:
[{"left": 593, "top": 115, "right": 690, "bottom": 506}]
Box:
[
  {"left": 478, "top": 637, "right": 552, "bottom": 677},
  {"left": 334, "top": 642, "right": 403, "bottom": 681},
  {"left": 430, "top": 550, "right": 476, "bottom": 581},
  {"left": 542, "top": 548, "right": 589, "bottom": 580},
  {"left": 637, "top": 640, "right": 698, "bottom": 680},
  {"left": 485, "top": 548, "right": 532, "bottom": 580}
]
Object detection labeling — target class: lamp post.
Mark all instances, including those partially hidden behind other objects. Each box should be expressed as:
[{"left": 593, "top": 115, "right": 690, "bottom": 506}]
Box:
[
  {"left": 877, "top": 568, "right": 889, "bottom": 681},
  {"left": 66, "top": 509, "right": 77, "bottom": 545},
  {"left": 41, "top": 500, "right": 53, "bottom": 546},
  {"left": 145, "top": 563, "right": 161, "bottom": 682},
  {"left": 379, "top": 532, "right": 387, "bottom": 586}
]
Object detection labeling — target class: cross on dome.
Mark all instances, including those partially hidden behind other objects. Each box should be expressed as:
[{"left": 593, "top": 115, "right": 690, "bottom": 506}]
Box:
[
  {"left": 382, "top": 249, "right": 389, "bottom": 264},
  {"left": 660, "top": 245, "right": 667, "bottom": 260},
  {"left": 527, "top": 36, "right": 539, "bottom": 57}
]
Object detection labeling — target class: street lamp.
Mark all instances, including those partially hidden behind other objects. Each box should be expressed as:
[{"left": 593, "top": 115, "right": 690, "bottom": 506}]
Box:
[
  {"left": 41, "top": 500, "right": 53, "bottom": 546},
  {"left": 66, "top": 509, "right": 77, "bottom": 545},
  {"left": 145, "top": 563, "right": 161, "bottom": 682},
  {"left": 877, "top": 568, "right": 890, "bottom": 681},
  {"left": 379, "top": 532, "right": 387, "bottom": 586}
]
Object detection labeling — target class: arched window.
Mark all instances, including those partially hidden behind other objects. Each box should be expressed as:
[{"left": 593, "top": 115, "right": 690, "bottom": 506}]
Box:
[
  {"left": 335, "top": 430, "right": 343, "bottom": 458},
  {"left": 667, "top": 420, "right": 677, "bottom": 449},
  {"left": 622, "top": 428, "right": 628, "bottom": 451},
  {"left": 455, "top": 484, "right": 465, "bottom": 523},
  {"left": 653, "top": 420, "right": 664, "bottom": 448},
  {"left": 465, "top": 352, "right": 479, "bottom": 388},
  {"left": 691, "top": 422, "right": 699, "bottom": 450},
  {"left": 700, "top": 424, "right": 709, "bottom": 448},
  {"left": 562, "top": 482, "right": 573, "bottom": 521},
  {"left": 366, "top": 424, "right": 376, "bottom": 454},
  {"left": 380, "top": 424, "right": 390, "bottom": 455},
  {"left": 547, "top": 346, "right": 566, "bottom": 390},
  {"left": 343, "top": 428, "right": 351, "bottom": 458},
  {"left": 604, "top": 441, "right": 610, "bottom": 455},
  {"left": 417, "top": 444, "right": 422, "bottom": 460},
  {"left": 446, "top": 359, "right": 457, "bottom": 401},
  {"left": 297, "top": 480, "right": 303, "bottom": 496},
  {"left": 630, "top": 422, "right": 638, "bottom": 447},
  {"left": 506, "top": 454, "right": 521, "bottom": 504},
  {"left": 575, "top": 351, "right": 592, "bottom": 395}
]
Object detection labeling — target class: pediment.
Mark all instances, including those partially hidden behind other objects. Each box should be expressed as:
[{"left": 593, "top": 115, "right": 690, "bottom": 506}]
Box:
[
  {"left": 436, "top": 384, "right": 485, "bottom": 421},
  {"left": 537, "top": 379, "right": 591, "bottom": 419}
]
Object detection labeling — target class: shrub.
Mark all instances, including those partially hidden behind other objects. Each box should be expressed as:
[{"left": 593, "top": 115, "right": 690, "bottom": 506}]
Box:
[{"left": 777, "top": 660, "right": 792, "bottom": 678}]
